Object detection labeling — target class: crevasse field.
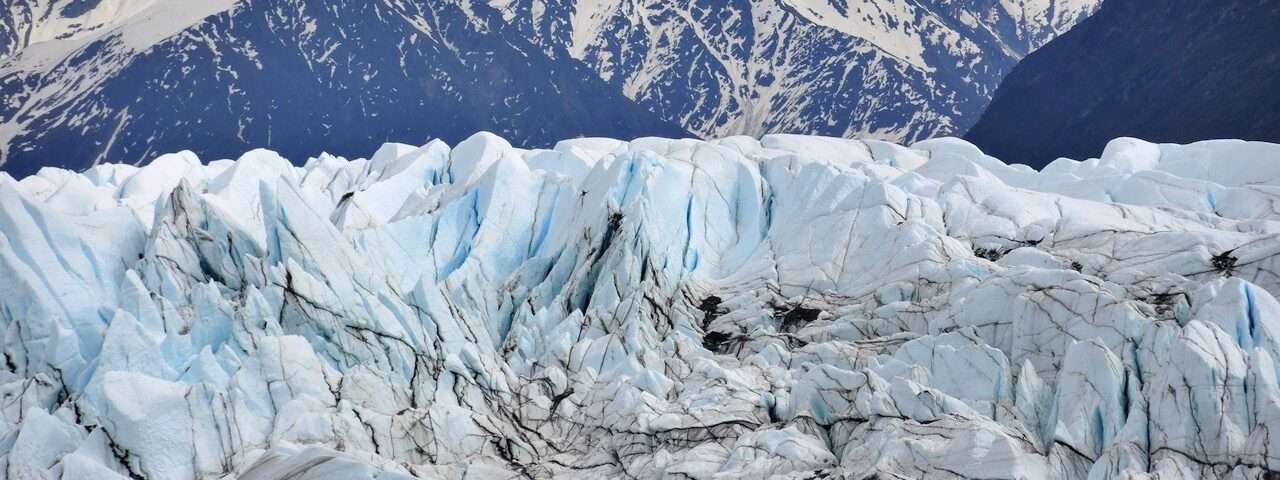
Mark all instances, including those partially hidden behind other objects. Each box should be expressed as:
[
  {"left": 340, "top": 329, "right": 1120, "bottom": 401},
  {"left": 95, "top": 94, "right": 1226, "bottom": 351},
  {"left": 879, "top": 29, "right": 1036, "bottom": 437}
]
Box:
[{"left": 3, "top": 133, "right": 1280, "bottom": 479}]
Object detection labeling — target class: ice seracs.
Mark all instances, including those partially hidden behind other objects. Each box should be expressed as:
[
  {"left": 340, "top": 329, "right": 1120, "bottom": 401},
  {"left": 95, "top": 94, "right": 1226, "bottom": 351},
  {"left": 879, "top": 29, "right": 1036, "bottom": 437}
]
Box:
[{"left": 2, "top": 134, "right": 1280, "bottom": 478}]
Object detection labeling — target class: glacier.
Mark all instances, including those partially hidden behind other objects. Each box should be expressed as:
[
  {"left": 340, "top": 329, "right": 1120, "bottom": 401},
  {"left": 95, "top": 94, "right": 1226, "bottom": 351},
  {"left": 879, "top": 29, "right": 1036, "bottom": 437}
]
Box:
[{"left": 2, "top": 133, "right": 1280, "bottom": 479}]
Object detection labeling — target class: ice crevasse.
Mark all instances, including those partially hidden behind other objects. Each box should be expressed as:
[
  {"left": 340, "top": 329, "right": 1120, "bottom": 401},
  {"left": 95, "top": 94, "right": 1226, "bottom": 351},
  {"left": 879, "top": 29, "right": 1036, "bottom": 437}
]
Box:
[{"left": 3, "top": 133, "right": 1280, "bottom": 478}]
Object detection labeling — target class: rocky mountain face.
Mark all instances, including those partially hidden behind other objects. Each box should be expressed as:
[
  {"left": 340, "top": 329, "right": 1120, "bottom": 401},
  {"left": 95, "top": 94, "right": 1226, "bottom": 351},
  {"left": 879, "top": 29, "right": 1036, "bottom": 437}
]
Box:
[
  {"left": 965, "top": 0, "right": 1280, "bottom": 168},
  {"left": 3, "top": 132, "right": 1280, "bottom": 478},
  {"left": 496, "top": 0, "right": 1102, "bottom": 139},
  {"left": 0, "top": 0, "right": 688, "bottom": 178},
  {"left": 0, "top": 0, "right": 1100, "bottom": 177}
]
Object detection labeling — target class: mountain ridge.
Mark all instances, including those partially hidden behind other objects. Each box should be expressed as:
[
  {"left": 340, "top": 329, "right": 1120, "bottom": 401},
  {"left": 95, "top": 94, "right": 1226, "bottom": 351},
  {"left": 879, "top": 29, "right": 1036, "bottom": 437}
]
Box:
[{"left": 0, "top": 0, "right": 1100, "bottom": 177}]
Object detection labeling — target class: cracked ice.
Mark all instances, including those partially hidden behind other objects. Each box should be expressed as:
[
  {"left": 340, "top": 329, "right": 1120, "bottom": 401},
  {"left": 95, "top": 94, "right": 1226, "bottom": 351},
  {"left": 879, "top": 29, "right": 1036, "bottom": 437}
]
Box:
[{"left": 3, "top": 133, "right": 1280, "bottom": 479}]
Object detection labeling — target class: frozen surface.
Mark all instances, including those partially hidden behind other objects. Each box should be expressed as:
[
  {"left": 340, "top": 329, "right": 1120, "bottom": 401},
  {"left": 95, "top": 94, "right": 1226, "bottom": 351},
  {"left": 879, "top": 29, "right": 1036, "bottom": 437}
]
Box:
[{"left": 2, "top": 134, "right": 1280, "bottom": 478}]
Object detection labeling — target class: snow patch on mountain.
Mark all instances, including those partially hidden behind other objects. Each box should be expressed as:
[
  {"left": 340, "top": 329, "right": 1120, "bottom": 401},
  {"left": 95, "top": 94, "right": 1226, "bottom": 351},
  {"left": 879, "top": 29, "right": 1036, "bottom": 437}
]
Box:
[
  {"left": 4, "top": 133, "right": 1280, "bottom": 478},
  {"left": 781, "top": 0, "right": 929, "bottom": 70},
  {"left": 1, "top": 0, "right": 240, "bottom": 63}
]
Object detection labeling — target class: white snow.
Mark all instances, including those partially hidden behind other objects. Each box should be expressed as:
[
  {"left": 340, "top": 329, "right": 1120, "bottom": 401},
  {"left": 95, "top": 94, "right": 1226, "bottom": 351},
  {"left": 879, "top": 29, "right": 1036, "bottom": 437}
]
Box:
[
  {"left": 781, "top": 0, "right": 930, "bottom": 70},
  {"left": 2, "top": 133, "right": 1280, "bottom": 478}
]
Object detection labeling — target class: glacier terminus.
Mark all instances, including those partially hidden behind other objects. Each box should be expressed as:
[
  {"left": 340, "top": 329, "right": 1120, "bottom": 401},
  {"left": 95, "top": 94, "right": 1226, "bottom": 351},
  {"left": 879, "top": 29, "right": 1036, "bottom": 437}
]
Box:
[{"left": 3, "top": 133, "right": 1280, "bottom": 478}]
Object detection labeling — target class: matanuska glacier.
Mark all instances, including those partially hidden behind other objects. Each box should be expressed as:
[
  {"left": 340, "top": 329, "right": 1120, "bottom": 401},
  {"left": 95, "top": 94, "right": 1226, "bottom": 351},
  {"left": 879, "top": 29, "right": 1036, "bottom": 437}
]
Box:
[{"left": 3, "top": 132, "right": 1280, "bottom": 479}]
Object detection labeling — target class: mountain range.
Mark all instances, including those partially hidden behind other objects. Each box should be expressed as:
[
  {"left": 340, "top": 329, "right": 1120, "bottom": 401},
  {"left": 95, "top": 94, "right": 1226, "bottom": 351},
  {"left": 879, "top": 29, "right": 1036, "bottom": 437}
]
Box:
[{"left": 0, "top": 0, "right": 1101, "bottom": 178}]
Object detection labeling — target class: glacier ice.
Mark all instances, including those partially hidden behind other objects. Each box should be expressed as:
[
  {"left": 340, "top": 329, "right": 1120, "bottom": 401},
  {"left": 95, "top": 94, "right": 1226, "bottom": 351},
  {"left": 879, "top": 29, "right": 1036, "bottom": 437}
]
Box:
[{"left": 2, "top": 134, "right": 1280, "bottom": 479}]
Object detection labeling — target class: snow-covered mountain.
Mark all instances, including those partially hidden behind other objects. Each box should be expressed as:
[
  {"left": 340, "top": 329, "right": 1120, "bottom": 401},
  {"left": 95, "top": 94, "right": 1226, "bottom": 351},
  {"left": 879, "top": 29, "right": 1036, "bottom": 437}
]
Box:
[
  {"left": 0, "top": 0, "right": 689, "bottom": 178},
  {"left": 4, "top": 132, "right": 1280, "bottom": 478},
  {"left": 496, "top": 0, "right": 1101, "bottom": 138},
  {"left": 0, "top": 0, "right": 1100, "bottom": 177}
]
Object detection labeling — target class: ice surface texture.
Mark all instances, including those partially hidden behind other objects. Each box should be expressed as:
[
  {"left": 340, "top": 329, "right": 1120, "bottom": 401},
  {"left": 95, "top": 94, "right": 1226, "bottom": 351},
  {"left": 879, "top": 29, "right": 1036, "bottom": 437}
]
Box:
[{"left": 2, "top": 133, "right": 1280, "bottom": 479}]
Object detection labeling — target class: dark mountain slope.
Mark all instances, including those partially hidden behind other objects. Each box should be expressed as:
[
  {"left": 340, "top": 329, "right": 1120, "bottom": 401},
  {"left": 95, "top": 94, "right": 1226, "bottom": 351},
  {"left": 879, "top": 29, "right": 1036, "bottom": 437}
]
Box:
[{"left": 965, "top": 0, "right": 1280, "bottom": 168}]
